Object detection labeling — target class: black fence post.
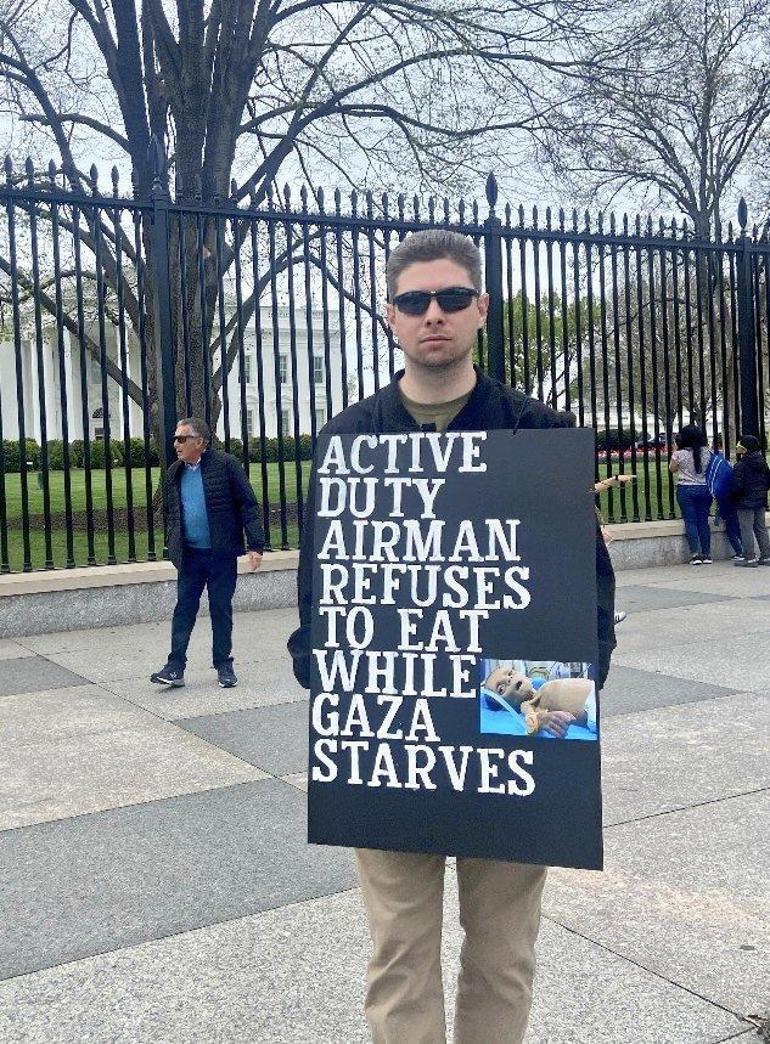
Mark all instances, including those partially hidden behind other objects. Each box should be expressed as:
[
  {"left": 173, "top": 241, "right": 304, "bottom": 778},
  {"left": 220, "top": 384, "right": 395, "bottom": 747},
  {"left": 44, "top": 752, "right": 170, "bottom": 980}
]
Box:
[
  {"left": 736, "top": 197, "right": 759, "bottom": 439},
  {"left": 483, "top": 173, "right": 506, "bottom": 383},
  {"left": 149, "top": 137, "right": 177, "bottom": 470}
]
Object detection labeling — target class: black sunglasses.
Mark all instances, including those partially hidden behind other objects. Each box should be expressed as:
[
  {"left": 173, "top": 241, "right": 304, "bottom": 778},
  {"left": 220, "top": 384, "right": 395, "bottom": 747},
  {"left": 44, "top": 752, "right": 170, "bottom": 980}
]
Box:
[
  {"left": 392, "top": 286, "right": 479, "bottom": 316},
  {"left": 173, "top": 435, "right": 196, "bottom": 443}
]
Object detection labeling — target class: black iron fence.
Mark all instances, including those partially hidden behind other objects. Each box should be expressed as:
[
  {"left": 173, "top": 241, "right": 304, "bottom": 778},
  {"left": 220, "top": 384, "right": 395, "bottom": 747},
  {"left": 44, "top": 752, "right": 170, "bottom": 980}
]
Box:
[{"left": 0, "top": 151, "right": 768, "bottom": 572}]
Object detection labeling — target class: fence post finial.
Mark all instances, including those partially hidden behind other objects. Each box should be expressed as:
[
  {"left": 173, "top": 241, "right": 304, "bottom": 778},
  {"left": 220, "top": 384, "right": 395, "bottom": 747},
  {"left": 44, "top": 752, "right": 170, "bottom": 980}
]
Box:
[
  {"left": 738, "top": 197, "right": 748, "bottom": 233},
  {"left": 149, "top": 135, "right": 169, "bottom": 199},
  {"left": 485, "top": 172, "right": 498, "bottom": 212}
]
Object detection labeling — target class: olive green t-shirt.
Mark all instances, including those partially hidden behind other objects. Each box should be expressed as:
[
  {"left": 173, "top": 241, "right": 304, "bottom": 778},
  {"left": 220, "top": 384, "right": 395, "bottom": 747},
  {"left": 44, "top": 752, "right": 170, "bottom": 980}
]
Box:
[{"left": 399, "top": 388, "right": 472, "bottom": 433}]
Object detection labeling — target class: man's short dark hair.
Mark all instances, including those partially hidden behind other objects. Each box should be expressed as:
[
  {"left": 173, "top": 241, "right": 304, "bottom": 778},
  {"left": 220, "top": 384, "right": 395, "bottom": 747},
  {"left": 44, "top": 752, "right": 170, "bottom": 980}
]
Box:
[
  {"left": 178, "top": 417, "right": 211, "bottom": 445},
  {"left": 386, "top": 230, "right": 482, "bottom": 300}
]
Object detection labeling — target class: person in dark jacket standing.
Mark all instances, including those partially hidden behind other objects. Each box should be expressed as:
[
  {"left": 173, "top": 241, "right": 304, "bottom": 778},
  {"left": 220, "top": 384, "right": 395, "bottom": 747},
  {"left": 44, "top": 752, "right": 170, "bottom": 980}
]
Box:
[
  {"left": 151, "top": 417, "right": 264, "bottom": 688},
  {"left": 732, "top": 435, "right": 770, "bottom": 567},
  {"left": 287, "top": 230, "right": 616, "bottom": 1044}
]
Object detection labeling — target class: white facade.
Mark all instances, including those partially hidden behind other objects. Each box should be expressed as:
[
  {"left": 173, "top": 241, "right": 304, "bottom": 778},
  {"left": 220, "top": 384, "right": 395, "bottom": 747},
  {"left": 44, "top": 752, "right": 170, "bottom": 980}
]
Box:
[{"left": 0, "top": 305, "right": 343, "bottom": 444}]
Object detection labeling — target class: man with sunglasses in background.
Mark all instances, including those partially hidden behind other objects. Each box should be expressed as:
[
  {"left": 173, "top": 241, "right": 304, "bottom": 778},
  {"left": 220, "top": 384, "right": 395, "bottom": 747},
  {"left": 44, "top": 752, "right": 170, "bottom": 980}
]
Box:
[
  {"left": 288, "top": 230, "right": 616, "bottom": 1043},
  {"left": 151, "top": 417, "right": 264, "bottom": 690}
]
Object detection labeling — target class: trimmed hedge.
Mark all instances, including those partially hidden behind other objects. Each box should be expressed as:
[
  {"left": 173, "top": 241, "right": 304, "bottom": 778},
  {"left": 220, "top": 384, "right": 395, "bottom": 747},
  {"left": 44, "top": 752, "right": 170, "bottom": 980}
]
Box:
[{"left": 1, "top": 433, "right": 314, "bottom": 471}]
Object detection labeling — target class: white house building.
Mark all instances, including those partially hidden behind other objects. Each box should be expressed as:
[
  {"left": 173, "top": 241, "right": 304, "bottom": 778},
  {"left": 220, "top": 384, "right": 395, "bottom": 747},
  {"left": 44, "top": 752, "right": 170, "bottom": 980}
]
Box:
[{"left": 0, "top": 304, "right": 344, "bottom": 445}]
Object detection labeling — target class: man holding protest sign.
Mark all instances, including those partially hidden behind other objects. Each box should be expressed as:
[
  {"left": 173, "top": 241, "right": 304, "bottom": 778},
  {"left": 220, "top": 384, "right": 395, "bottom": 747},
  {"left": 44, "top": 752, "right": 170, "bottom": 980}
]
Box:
[{"left": 288, "top": 231, "right": 616, "bottom": 1043}]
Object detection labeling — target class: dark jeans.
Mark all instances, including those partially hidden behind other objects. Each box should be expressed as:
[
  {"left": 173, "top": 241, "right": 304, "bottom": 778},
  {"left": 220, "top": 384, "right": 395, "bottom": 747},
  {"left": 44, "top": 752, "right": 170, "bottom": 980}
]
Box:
[
  {"left": 677, "top": 484, "right": 712, "bottom": 556},
  {"left": 716, "top": 498, "right": 743, "bottom": 556},
  {"left": 169, "top": 547, "right": 238, "bottom": 669}
]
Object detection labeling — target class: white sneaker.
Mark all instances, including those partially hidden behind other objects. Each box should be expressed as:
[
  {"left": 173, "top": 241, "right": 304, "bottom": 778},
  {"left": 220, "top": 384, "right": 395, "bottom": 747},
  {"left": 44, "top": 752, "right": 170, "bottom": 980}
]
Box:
[{"left": 614, "top": 610, "right": 627, "bottom": 625}]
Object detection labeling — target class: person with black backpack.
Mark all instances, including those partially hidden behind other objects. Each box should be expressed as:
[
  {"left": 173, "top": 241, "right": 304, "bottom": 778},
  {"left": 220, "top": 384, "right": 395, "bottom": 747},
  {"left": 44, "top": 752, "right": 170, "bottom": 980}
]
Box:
[{"left": 732, "top": 435, "right": 770, "bottom": 567}]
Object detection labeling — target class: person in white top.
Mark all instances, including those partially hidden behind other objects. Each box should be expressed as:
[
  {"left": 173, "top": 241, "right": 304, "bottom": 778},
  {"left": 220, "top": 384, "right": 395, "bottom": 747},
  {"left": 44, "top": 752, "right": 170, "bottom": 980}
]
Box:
[{"left": 669, "top": 423, "right": 713, "bottom": 564}]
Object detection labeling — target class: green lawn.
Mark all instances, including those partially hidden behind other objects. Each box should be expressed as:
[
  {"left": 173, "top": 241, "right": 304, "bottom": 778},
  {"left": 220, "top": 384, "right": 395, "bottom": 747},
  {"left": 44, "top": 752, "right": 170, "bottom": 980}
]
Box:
[{"left": 0, "top": 461, "right": 309, "bottom": 571}]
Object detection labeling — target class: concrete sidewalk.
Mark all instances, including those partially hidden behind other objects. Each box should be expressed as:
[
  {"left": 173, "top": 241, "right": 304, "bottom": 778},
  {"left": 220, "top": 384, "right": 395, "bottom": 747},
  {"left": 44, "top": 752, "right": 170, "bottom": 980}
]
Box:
[{"left": 0, "top": 562, "right": 767, "bottom": 1043}]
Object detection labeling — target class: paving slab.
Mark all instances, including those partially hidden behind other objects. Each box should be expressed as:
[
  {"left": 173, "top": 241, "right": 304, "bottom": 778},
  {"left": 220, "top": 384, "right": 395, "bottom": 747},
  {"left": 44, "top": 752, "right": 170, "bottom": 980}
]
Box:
[
  {"left": 613, "top": 629, "right": 770, "bottom": 691},
  {"left": 177, "top": 701, "right": 309, "bottom": 777},
  {"left": 0, "top": 684, "right": 266, "bottom": 830},
  {"left": 0, "top": 639, "right": 35, "bottom": 660},
  {"left": 600, "top": 665, "right": 736, "bottom": 718},
  {"left": 0, "top": 779, "right": 355, "bottom": 980},
  {"left": 613, "top": 584, "right": 734, "bottom": 613},
  {"left": 101, "top": 656, "right": 306, "bottom": 721},
  {"left": 543, "top": 791, "right": 770, "bottom": 1015},
  {"left": 617, "top": 562, "right": 770, "bottom": 598},
  {"left": 0, "top": 879, "right": 747, "bottom": 1044},
  {"left": 0, "top": 656, "right": 88, "bottom": 698},
  {"left": 18, "top": 607, "right": 300, "bottom": 658},
  {"left": 600, "top": 692, "right": 769, "bottom": 827},
  {"left": 613, "top": 595, "right": 770, "bottom": 645}
]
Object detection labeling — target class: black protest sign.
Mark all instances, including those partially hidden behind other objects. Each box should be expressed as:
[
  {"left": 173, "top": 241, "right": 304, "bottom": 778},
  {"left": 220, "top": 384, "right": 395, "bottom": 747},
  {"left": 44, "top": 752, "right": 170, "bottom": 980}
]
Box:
[{"left": 307, "top": 429, "right": 602, "bottom": 870}]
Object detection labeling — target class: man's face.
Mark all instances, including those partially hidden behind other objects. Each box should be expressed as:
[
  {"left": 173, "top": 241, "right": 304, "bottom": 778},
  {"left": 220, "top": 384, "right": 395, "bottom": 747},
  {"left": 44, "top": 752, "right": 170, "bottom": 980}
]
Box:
[
  {"left": 484, "top": 667, "right": 534, "bottom": 707},
  {"left": 386, "top": 258, "right": 489, "bottom": 372},
  {"left": 173, "top": 424, "right": 205, "bottom": 464}
]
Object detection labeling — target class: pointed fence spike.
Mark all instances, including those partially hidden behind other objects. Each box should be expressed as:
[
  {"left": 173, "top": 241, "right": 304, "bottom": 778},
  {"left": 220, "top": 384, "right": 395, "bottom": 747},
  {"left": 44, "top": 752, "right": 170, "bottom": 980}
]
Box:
[
  {"left": 317, "top": 186, "right": 325, "bottom": 212},
  {"left": 545, "top": 206, "right": 552, "bottom": 229},
  {"left": 48, "top": 158, "right": 57, "bottom": 183},
  {"left": 111, "top": 165, "right": 119, "bottom": 196},
  {"left": 24, "top": 156, "right": 34, "bottom": 183},
  {"left": 175, "top": 171, "right": 184, "bottom": 198},
  {"left": 334, "top": 187, "right": 342, "bottom": 212},
  {"left": 230, "top": 178, "right": 238, "bottom": 198},
  {"left": 444, "top": 198, "right": 450, "bottom": 223},
  {"left": 519, "top": 204, "right": 526, "bottom": 227},
  {"left": 89, "top": 163, "right": 98, "bottom": 192},
  {"left": 738, "top": 197, "right": 748, "bottom": 231},
  {"left": 4, "top": 154, "right": 12, "bottom": 180},
  {"left": 485, "top": 172, "right": 498, "bottom": 210},
  {"left": 609, "top": 212, "right": 616, "bottom": 234}
]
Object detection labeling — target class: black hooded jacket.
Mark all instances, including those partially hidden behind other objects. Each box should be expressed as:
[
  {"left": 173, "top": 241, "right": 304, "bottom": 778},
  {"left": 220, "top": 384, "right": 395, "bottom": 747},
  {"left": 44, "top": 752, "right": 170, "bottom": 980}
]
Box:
[
  {"left": 287, "top": 368, "right": 616, "bottom": 690},
  {"left": 732, "top": 451, "right": 770, "bottom": 510}
]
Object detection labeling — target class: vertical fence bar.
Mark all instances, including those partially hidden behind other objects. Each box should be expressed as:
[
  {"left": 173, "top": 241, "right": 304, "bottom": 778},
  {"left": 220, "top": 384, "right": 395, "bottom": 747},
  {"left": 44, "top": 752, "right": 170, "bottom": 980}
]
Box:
[
  {"left": 657, "top": 223, "right": 675, "bottom": 518},
  {"left": 558, "top": 211, "right": 570, "bottom": 413},
  {"left": 518, "top": 209, "right": 531, "bottom": 394},
  {"left": 72, "top": 197, "right": 97, "bottom": 565},
  {"left": 609, "top": 216, "right": 628, "bottom": 520},
  {"left": 267, "top": 199, "right": 289, "bottom": 549},
  {"left": 483, "top": 174, "right": 505, "bottom": 383},
  {"left": 572, "top": 211, "right": 585, "bottom": 428},
  {"left": 634, "top": 217, "right": 652, "bottom": 519},
  {"left": 545, "top": 209, "right": 558, "bottom": 406},
  {"left": 645, "top": 218, "right": 664, "bottom": 521},
  {"left": 134, "top": 208, "right": 156, "bottom": 561},
  {"left": 26, "top": 161, "right": 54, "bottom": 567},
  {"left": 4, "top": 162, "right": 32, "bottom": 570},
  {"left": 249, "top": 212, "right": 273, "bottom": 550},
  {"left": 735, "top": 199, "right": 759, "bottom": 438},
  {"left": 230, "top": 207, "right": 250, "bottom": 470},
  {"left": 149, "top": 156, "right": 178, "bottom": 497},
  {"left": 620, "top": 216, "right": 640, "bottom": 521},
  {"left": 49, "top": 166, "right": 76, "bottom": 566},
  {"left": 112, "top": 175, "right": 136, "bottom": 562}
]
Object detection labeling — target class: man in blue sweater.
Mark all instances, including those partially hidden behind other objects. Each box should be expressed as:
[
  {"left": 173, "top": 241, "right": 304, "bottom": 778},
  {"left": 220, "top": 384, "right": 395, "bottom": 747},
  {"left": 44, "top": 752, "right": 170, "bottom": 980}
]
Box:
[{"left": 151, "top": 417, "right": 264, "bottom": 689}]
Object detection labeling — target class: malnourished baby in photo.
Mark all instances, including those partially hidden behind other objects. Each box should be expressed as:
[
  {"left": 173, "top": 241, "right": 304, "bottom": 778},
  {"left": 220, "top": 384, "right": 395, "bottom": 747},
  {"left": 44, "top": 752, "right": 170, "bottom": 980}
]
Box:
[{"left": 484, "top": 666, "right": 594, "bottom": 736}]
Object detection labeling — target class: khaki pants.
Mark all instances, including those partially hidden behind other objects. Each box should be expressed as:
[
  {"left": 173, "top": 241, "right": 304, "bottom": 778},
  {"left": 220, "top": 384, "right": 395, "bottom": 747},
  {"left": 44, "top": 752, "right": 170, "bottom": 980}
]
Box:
[{"left": 356, "top": 848, "right": 547, "bottom": 1044}]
